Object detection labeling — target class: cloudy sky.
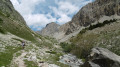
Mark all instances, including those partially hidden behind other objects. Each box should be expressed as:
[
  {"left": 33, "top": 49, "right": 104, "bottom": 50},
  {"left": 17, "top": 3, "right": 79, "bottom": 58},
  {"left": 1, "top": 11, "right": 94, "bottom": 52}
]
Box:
[{"left": 10, "top": 0, "right": 94, "bottom": 31}]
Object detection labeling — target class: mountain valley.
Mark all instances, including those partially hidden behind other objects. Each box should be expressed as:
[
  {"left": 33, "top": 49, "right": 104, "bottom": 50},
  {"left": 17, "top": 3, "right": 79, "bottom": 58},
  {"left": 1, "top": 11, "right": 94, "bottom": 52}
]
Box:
[{"left": 0, "top": 0, "right": 120, "bottom": 67}]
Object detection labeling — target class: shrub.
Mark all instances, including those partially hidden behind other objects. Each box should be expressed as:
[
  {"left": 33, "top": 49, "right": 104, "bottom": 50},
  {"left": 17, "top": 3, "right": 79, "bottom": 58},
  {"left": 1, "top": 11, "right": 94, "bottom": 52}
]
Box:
[
  {"left": 46, "top": 51, "right": 57, "bottom": 54},
  {"left": 72, "top": 45, "right": 93, "bottom": 58},
  {"left": 60, "top": 42, "right": 75, "bottom": 53},
  {"left": 0, "top": 18, "right": 3, "bottom": 24},
  {"left": 79, "top": 28, "right": 88, "bottom": 34},
  {"left": 0, "top": 27, "right": 6, "bottom": 34}
]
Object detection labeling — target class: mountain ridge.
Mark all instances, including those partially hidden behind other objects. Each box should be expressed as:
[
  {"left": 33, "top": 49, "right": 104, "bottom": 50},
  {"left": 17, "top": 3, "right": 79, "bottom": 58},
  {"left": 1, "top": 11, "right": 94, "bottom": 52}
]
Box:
[
  {"left": 0, "top": 0, "right": 38, "bottom": 42},
  {"left": 38, "top": 0, "right": 120, "bottom": 42}
]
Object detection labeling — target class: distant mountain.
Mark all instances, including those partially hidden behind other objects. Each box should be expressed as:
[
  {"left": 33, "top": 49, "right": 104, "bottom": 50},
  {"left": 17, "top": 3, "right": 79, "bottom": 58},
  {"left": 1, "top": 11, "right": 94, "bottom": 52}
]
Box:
[
  {"left": 37, "top": 22, "right": 60, "bottom": 37},
  {"left": 38, "top": 0, "right": 120, "bottom": 41}
]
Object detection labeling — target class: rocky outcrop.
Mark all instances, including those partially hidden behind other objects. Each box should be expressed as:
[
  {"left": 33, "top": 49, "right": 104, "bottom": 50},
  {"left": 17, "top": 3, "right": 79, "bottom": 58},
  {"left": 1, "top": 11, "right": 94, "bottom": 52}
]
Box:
[
  {"left": 37, "top": 22, "right": 60, "bottom": 37},
  {"left": 71, "top": 0, "right": 120, "bottom": 27},
  {"left": 82, "top": 47, "right": 120, "bottom": 67},
  {"left": 39, "top": 0, "right": 120, "bottom": 41}
]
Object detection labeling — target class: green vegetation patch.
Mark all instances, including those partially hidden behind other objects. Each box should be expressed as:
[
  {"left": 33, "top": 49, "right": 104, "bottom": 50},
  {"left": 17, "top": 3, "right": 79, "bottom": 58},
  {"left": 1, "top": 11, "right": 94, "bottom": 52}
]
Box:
[
  {"left": 60, "top": 42, "right": 75, "bottom": 53},
  {"left": 24, "top": 60, "right": 38, "bottom": 67},
  {"left": 43, "top": 53, "right": 69, "bottom": 67},
  {"left": 38, "top": 41, "right": 53, "bottom": 49},
  {"left": 0, "top": 27, "right": 6, "bottom": 34},
  {"left": 12, "top": 38, "right": 23, "bottom": 42},
  {"left": 0, "top": 18, "right": 6, "bottom": 34},
  {"left": 46, "top": 51, "right": 57, "bottom": 54},
  {"left": 79, "top": 19, "right": 117, "bottom": 34},
  {"left": 70, "top": 33, "right": 99, "bottom": 58},
  {"left": 0, "top": 46, "right": 21, "bottom": 67},
  {"left": 15, "top": 52, "right": 21, "bottom": 57},
  {"left": 0, "top": 18, "right": 3, "bottom": 23}
]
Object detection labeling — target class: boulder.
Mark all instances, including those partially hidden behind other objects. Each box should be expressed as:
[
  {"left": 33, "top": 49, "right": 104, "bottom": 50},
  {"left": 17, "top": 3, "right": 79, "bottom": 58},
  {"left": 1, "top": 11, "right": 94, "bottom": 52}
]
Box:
[{"left": 82, "top": 47, "right": 120, "bottom": 67}]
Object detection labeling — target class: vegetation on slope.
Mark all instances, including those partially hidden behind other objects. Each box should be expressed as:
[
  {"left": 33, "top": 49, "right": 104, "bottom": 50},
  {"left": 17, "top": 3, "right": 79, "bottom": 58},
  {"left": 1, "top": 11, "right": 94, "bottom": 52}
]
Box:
[
  {"left": 0, "top": 0, "right": 39, "bottom": 42},
  {"left": 60, "top": 42, "right": 75, "bottom": 53},
  {"left": 0, "top": 46, "right": 21, "bottom": 67},
  {"left": 79, "top": 19, "right": 117, "bottom": 34},
  {"left": 60, "top": 19, "right": 120, "bottom": 59},
  {"left": 0, "top": 18, "right": 6, "bottom": 34},
  {"left": 72, "top": 20, "right": 120, "bottom": 58},
  {"left": 24, "top": 60, "right": 38, "bottom": 67}
]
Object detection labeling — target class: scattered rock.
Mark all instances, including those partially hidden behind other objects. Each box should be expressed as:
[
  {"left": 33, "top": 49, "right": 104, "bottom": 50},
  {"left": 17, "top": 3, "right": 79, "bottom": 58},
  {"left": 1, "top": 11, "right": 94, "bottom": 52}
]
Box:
[{"left": 59, "top": 54, "right": 83, "bottom": 67}]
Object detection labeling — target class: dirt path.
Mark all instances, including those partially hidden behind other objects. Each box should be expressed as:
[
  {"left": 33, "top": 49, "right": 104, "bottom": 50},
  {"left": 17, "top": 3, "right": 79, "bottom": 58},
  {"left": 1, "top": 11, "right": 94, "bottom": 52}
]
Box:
[{"left": 11, "top": 50, "right": 27, "bottom": 67}]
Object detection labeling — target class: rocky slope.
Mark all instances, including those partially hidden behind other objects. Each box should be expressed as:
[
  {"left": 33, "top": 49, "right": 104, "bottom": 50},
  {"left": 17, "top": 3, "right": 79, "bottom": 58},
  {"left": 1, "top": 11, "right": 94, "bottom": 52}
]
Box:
[
  {"left": 69, "top": 19, "right": 120, "bottom": 59},
  {"left": 0, "top": 0, "right": 37, "bottom": 42},
  {"left": 0, "top": 33, "right": 66, "bottom": 67},
  {"left": 38, "top": 0, "right": 120, "bottom": 41}
]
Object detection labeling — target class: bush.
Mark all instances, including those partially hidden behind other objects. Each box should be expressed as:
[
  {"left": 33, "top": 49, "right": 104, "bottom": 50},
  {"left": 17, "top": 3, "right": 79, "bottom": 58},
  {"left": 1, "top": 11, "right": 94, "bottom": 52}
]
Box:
[
  {"left": 0, "top": 18, "right": 3, "bottom": 24},
  {"left": 0, "top": 27, "right": 6, "bottom": 34},
  {"left": 60, "top": 42, "right": 75, "bottom": 53},
  {"left": 79, "top": 28, "right": 88, "bottom": 34},
  {"left": 46, "top": 51, "right": 57, "bottom": 54},
  {"left": 72, "top": 45, "right": 93, "bottom": 58},
  {"left": 0, "top": 18, "right": 6, "bottom": 34}
]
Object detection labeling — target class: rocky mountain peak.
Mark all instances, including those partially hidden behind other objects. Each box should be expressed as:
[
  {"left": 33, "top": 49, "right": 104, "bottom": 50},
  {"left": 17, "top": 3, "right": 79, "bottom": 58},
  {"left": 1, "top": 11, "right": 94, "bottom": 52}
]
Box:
[
  {"left": 46, "top": 22, "right": 60, "bottom": 27},
  {"left": 37, "top": 22, "right": 60, "bottom": 37}
]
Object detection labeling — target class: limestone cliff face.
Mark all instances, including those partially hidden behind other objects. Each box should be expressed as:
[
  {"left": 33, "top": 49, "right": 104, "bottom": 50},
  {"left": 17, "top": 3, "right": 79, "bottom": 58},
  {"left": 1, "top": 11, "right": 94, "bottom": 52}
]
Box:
[
  {"left": 39, "top": 0, "right": 120, "bottom": 41},
  {"left": 72, "top": 0, "right": 120, "bottom": 26}
]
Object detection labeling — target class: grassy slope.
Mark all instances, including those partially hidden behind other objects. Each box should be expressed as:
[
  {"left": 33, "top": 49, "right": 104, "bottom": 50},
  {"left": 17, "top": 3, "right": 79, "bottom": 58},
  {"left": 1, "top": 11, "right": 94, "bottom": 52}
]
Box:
[
  {"left": 0, "top": 0, "right": 39, "bottom": 42},
  {"left": 69, "top": 20, "right": 120, "bottom": 58},
  {"left": 0, "top": 46, "right": 21, "bottom": 67},
  {"left": 0, "top": 15, "right": 37, "bottom": 42}
]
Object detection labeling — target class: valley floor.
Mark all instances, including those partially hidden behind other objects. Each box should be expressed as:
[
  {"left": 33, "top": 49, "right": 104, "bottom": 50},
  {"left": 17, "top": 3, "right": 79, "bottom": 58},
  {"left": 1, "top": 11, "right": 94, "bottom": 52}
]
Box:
[{"left": 0, "top": 33, "right": 81, "bottom": 67}]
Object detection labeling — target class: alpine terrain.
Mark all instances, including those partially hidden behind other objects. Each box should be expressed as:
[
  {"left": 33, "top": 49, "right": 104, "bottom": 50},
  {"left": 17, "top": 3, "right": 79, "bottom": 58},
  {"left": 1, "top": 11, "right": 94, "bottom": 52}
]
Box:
[{"left": 0, "top": 0, "right": 120, "bottom": 67}]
